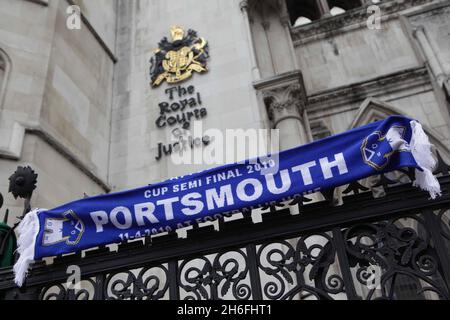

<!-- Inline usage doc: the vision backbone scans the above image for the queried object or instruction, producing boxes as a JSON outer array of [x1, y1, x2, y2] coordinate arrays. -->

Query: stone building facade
[[0, 0, 449, 225]]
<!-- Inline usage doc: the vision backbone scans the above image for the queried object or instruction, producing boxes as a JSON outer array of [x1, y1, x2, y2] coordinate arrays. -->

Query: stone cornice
[[27, 127, 111, 192], [0, 122, 111, 192], [253, 71, 308, 128], [290, 0, 435, 45], [24, 0, 48, 6], [253, 70, 304, 91], [406, 0, 450, 20], [262, 83, 304, 121], [307, 66, 430, 112]]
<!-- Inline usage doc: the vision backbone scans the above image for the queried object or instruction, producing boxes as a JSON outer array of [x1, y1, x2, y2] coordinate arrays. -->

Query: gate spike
[[433, 150, 450, 176], [3, 209, 9, 225]]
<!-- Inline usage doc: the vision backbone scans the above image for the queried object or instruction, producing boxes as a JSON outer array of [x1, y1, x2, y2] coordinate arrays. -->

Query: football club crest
[[150, 26, 209, 87], [361, 126, 409, 171], [43, 210, 84, 246]]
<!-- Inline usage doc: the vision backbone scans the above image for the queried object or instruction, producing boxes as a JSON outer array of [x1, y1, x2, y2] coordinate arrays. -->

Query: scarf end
[[410, 121, 442, 199], [13, 209, 40, 287], [413, 169, 441, 199]]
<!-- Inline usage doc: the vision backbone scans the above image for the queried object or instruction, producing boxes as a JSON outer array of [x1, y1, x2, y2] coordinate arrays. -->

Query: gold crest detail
[[150, 26, 209, 87]]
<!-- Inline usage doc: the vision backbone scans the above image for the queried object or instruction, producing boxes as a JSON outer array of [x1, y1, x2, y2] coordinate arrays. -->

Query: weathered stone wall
[[1, 0, 450, 223], [290, 0, 450, 153], [410, 4, 450, 74], [296, 19, 420, 94], [0, 0, 56, 149], [110, 0, 262, 190], [0, 0, 116, 224], [41, 0, 114, 185], [0, 0, 57, 223], [71, 0, 117, 53]]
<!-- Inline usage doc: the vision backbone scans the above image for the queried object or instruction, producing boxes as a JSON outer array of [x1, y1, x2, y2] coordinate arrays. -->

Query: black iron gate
[[0, 159, 450, 300]]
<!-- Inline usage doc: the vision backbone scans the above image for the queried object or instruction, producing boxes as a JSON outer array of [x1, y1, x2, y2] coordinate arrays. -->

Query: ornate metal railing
[[0, 156, 449, 300]]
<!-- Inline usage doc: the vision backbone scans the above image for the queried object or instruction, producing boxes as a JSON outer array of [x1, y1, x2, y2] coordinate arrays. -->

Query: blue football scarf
[[14, 116, 441, 286]]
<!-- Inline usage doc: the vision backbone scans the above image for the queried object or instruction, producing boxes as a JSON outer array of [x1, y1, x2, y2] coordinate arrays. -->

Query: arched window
[[286, 0, 365, 26], [286, 0, 321, 26], [330, 6, 346, 16], [0, 48, 10, 109]]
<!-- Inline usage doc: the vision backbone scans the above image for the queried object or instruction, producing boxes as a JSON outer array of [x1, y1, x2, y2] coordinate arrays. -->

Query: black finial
[[321, 187, 337, 206], [8, 166, 38, 200]]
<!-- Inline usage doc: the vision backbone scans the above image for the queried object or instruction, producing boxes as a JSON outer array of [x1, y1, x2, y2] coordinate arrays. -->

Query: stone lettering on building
[[154, 85, 210, 161]]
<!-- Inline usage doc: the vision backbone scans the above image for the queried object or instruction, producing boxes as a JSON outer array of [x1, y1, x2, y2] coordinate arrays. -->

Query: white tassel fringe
[[13, 209, 40, 287], [410, 121, 441, 199]]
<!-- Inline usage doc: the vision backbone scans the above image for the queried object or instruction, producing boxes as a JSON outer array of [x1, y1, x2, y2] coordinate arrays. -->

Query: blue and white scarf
[[14, 116, 441, 286]]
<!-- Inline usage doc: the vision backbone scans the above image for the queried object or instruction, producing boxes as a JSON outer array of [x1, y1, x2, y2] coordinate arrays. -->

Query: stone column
[[240, 0, 261, 80], [413, 26, 447, 87], [280, 14, 299, 70], [317, 0, 331, 18], [413, 25, 450, 102], [254, 69, 310, 151], [255, 72, 337, 300], [260, 80, 308, 150], [261, 20, 276, 75], [278, 14, 315, 142]]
